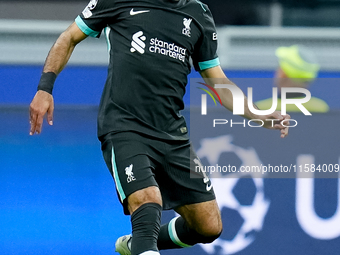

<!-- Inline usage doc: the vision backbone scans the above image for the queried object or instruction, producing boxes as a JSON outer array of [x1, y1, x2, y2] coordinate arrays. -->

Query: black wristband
[[37, 72, 57, 95]]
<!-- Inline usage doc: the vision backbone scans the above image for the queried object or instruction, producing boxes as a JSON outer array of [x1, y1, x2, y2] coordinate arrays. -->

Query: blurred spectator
[[256, 45, 330, 112]]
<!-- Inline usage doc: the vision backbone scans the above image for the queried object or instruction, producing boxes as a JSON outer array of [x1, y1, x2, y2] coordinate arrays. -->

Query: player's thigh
[[160, 141, 216, 210], [101, 132, 160, 214], [175, 199, 222, 236]]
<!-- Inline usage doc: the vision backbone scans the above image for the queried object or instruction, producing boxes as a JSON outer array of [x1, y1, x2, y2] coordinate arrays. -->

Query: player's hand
[[261, 111, 290, 138], [29, 90, 54, 135]]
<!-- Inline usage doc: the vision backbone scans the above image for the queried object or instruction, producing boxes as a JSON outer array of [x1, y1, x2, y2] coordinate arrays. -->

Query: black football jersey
[[75, 0, 220, 140]]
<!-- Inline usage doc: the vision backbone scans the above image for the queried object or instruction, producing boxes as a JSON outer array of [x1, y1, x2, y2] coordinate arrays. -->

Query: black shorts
[[101, 131, 215, 215]]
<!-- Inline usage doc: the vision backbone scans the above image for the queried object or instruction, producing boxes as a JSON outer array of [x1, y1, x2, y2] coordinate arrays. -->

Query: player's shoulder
[[182, 0, 214, 23], [86, 0, 116, 11], [92, 0, 135, 9], [184, 0, 211, 13]]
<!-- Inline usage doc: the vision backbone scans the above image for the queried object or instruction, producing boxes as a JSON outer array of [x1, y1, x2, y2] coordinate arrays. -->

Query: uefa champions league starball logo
[[88, 0, 98, 10], [196, 135, 270, 255]]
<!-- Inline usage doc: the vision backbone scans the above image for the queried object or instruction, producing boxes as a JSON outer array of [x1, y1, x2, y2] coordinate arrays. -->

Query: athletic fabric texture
[[158, 216, 221, 249], [76, 0, 219, 140], [131, 203, 162, 255], [101, 131, 215, 215]]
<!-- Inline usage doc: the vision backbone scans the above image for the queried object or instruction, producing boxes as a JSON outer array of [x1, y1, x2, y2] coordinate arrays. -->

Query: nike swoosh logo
[[130, 8, 150, 16], [206, 183, 213, 191]]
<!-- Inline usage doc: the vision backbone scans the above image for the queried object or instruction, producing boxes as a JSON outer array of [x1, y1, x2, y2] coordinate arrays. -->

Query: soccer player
[[256, 44, 329, 113], [29, 1, 290, 255]]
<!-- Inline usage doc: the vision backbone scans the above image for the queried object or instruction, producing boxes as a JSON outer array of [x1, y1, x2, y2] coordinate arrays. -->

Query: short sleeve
[[75, 0, 115, 38], [192, 6, 220, 72]]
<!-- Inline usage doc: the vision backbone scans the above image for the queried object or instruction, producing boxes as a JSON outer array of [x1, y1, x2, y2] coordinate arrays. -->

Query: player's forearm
[[216, 82, 258, 120], [37, 23, 87, 94], [43, 31, 77, 75], [200, 66, 259, 120]]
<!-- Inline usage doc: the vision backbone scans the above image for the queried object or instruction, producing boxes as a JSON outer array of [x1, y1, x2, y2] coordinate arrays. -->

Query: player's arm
[[29, 22, 88, 135], [200, 65, 290, 138]]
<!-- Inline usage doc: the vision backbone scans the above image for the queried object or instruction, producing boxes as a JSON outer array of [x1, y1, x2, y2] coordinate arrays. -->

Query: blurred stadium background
[[1, 1, 340, 255]]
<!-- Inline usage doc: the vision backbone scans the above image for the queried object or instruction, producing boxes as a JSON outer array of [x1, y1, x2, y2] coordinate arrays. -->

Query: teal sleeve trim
[[198, 58, 220, 71], [111, 147, 126, 202], [195, 0, 207, 12], [75, 16, 100, 37]]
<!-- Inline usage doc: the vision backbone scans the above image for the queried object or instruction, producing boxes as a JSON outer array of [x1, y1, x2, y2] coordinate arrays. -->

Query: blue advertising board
[[170, 109, 340, 255]]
